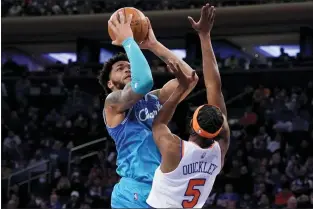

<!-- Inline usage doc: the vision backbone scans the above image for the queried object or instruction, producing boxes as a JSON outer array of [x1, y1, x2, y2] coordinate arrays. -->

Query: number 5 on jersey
[[182, 178, 206, 208]]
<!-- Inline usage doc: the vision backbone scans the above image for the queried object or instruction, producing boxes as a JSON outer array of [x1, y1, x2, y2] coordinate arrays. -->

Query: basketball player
[[98, 11, 198, 208], [146, 4, 230, 208]]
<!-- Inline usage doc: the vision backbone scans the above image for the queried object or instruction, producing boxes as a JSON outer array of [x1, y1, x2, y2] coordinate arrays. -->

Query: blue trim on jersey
[[103, 106, 133, 128]]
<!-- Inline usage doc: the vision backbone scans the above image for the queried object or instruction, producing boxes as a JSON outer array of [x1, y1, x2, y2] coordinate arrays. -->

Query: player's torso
[[104, 94, 162, 183], [147, 141, 221, 208]]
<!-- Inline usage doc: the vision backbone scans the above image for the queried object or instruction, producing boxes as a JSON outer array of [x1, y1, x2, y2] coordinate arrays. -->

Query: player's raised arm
[[152, 62, 197, 151], [139, 19, 198, 104], [105, 11, 153, 113], [189, 4, 230, 163], [188, 5, 226, 115]]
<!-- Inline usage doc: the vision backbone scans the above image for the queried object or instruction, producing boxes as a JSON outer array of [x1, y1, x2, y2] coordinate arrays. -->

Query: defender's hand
[[188, 3, 215, 36], [108, 11, 134, 46], [167, 61, 198, 89], [139, 18, 159, 50]]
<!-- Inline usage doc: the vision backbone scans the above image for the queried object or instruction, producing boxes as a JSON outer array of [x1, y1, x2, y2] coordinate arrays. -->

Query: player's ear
[[107, 80, 114, 90]]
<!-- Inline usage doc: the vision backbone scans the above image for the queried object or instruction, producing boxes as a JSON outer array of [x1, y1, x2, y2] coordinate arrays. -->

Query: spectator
[[3, 131, 21, 152], [56, 177, 71, 198], [240, 108, 258, 127], [63, 191, 81, 209], [224, 55, 239, 69], [267, 132, 281, 153], [275, 182, 294, 207], [291, 167, 313, 196], [46, 193, 62, 209], [279, 48, 290, 62], [15, 74, 31, 105], [216, 184, 240, 208], [286, 196, 297, 209]]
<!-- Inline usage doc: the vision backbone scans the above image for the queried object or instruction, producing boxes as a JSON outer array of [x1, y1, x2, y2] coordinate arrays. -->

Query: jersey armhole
[[215, 142, 223, 174], [180, 140, 184, 160], [103, 106, 133, 128]]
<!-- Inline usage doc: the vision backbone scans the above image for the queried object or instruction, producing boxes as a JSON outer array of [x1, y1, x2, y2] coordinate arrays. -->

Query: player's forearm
[[153, 86, 185, 126], [122, 37, 153, 95], [150, 42, 193, 75], [199, 34, 221, 89]]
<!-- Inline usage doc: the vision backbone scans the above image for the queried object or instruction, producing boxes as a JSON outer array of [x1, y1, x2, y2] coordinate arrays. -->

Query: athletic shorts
[[111, 177, 152, 208]]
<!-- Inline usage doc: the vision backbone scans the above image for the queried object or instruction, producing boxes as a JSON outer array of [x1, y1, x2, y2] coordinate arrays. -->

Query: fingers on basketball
[[119, 11, 125, 24], [108, 21, 117, 34], [111, 13, 119, 25], [127, 14, 133, 24], [145, 17, 152, 29]]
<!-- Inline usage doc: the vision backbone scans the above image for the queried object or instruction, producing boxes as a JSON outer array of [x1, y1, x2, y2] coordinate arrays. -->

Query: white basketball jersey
[[147, 140, 221, 208]]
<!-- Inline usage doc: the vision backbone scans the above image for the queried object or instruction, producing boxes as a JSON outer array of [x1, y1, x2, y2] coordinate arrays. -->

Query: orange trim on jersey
[[192, 105, 223, 139], [180, 140, 184, 159]]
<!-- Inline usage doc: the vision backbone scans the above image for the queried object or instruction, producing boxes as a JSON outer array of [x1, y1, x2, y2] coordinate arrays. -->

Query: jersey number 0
[[182, 178, 206, 208]]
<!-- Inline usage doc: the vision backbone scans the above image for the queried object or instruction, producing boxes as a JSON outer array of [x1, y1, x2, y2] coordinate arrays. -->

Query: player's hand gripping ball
[[108, 7, 149, 44]]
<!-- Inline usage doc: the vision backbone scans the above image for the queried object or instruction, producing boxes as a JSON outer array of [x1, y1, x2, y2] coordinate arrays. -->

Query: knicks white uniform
[[146, 140, 221, 208]]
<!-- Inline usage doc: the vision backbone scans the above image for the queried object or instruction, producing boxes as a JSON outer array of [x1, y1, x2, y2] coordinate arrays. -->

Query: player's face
[[108, 60, 131, 91]]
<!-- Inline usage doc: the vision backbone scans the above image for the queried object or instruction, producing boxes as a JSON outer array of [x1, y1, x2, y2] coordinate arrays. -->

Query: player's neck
[[188, 135, 202, 147], [189, 135, 214, 149]]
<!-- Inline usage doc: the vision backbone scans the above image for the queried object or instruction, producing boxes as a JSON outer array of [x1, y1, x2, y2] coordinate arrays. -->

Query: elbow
[[152, 125, 159, 139], [193, 74, 199, 87], [152, 120, 158, 131], [152, 120, 162, 134]]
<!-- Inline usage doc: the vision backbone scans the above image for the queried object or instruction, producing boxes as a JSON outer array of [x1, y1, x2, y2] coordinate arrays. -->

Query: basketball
[[108, 7, 149, 44]]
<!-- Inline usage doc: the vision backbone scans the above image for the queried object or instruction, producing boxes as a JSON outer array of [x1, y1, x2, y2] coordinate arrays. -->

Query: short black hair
[[97, 52, 129, 94], [190, 105, 224, 140], [198, 105, 224, 134]]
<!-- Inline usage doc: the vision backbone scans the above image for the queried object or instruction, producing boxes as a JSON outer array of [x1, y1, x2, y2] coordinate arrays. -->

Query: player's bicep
[[152, 124, 172, 143], [105, 83, 143, 113], [218, 118, 230, 167], [152, 125, 179, 155]]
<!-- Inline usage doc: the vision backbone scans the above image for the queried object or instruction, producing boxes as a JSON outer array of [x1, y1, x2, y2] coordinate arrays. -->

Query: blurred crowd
[[204, 83, 313, 209], [1, 0, 310, 17], [2, 55, 313, 209], [2, 68, 119, 209]]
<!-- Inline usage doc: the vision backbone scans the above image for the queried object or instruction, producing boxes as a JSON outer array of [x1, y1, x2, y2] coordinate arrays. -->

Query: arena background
[[2, 0, 313, 208]]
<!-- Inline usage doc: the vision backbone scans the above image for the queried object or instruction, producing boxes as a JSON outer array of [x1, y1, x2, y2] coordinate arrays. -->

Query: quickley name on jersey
[[183, 161, 218, 175]]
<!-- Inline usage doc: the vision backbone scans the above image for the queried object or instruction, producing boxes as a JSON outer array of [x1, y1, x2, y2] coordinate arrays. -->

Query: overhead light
[[47, 53, 77, 64], [170, 49, 186, 59], [257, 45, 299, 57]]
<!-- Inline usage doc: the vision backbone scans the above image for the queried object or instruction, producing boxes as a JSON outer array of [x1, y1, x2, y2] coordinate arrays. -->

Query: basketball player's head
[[189, 105, 224, 148], [98, 52, 131, 94]]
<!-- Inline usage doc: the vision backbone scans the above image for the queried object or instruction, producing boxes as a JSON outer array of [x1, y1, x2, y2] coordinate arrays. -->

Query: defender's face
[[108, 61, 131, 91]]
